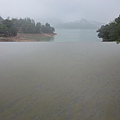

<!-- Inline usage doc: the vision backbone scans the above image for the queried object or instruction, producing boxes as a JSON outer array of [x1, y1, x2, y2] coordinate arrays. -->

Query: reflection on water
[[0, 43, 120, 120], [23, 29, 101, 42], [37, 36, 54, 42], [25, 35, 55, 42]]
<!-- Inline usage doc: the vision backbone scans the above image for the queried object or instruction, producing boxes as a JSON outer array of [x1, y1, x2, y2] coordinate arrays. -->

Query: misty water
[[26, 29, 101, 42], [0, 42, 120, 120], [54, 29, 101, 42]]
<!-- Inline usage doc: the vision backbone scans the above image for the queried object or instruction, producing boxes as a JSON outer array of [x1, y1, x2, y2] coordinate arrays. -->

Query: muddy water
[[0, 42, 120, 120]]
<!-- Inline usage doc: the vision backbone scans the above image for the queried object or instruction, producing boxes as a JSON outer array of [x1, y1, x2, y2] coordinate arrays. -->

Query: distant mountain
[[88, 20, 105, 28], [35, 17, 105, 29], [0, 16, 4, 23], [55, 18, 105, 29], [36, 17, 63, 26]]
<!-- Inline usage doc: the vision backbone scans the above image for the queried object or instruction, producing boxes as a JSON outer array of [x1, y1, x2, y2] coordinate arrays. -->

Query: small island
[[97, 15, 120, 43], [0, 17, 56, 42]]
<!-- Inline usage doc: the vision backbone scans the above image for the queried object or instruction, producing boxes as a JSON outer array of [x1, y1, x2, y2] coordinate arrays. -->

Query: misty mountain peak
[[55, 18, 104, 29], [80, 18, 88, 23]]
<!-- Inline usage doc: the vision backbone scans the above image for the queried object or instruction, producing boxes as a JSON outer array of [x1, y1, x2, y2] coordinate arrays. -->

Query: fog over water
[[0, 0, 120, 23]]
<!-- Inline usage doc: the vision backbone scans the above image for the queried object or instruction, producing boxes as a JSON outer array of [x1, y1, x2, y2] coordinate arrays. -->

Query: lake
[[25, 29, 102, 42], [0, 42, 120, 120], [54, 29, 101, 42]]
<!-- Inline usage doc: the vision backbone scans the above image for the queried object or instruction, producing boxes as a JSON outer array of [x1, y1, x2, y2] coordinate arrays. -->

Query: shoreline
[[0, 33, 57, 42]]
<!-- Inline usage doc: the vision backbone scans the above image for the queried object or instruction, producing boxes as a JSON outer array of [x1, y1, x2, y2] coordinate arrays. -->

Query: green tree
[[11, 17, 55, 34], [35, 22, 42, 33], [0, 24, 7, 34], [97, 15, 120, 42], [0, 19, 17, 36], [41, 23, 55, 33], [21, 18, 35, 33]]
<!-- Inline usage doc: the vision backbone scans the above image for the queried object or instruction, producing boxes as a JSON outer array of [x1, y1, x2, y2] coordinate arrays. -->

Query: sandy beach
[[0, 33, 57, 42]]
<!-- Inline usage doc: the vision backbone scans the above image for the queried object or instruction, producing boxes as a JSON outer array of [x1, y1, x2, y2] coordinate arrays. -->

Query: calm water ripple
[[0, 42, 120, 120]]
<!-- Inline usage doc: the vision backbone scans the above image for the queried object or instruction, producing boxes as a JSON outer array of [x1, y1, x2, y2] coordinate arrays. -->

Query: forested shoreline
[[97, 15, 120, 43], [0, 17, 55, 37]]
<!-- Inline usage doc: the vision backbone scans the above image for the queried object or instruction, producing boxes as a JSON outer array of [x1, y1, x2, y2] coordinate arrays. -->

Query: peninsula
[[0, 17, 56, 42]]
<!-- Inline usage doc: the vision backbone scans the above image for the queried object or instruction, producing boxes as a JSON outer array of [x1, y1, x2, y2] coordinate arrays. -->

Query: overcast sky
[[0, 0, 120, 23]]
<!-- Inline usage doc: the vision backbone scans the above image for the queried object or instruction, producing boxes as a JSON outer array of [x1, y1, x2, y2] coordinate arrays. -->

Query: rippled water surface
[[0, 42, 120, 120]]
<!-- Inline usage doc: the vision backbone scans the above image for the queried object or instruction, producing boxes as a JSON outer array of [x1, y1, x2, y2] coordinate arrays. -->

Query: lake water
[[0, 42, 120, 120], [54, 29, 101, 42], [26, 29, 102, 42]]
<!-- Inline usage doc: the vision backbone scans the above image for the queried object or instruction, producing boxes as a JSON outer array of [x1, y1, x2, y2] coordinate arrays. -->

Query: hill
[[55, 19, 105, 29]]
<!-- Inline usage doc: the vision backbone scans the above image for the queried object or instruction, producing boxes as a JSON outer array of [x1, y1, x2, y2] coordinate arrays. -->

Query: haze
[[0, 0, 120, 23]]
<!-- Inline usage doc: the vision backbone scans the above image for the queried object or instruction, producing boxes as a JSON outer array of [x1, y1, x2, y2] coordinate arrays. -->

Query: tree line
[[0, 17, 55, 37], [0, 19, 17, 36], [97, 15, 120, 43]]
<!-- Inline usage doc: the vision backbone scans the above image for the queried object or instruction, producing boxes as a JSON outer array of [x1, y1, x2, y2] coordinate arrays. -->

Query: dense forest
[[0, 17, 55, 37], [97, 15, 120, 43]]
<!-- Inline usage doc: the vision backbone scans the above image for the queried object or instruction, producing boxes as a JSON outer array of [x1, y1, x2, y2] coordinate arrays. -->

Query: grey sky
[[0, 0, 120, 23]]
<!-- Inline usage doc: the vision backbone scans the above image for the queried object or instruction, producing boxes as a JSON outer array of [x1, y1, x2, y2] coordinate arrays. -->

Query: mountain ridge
[[55, 18, 105, 29]]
